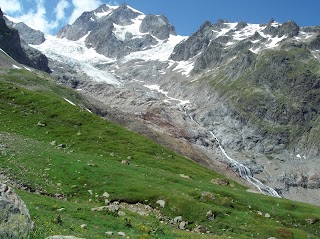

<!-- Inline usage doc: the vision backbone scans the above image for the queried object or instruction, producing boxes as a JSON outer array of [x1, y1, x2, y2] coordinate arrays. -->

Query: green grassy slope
[[0, 68, 319, 238]]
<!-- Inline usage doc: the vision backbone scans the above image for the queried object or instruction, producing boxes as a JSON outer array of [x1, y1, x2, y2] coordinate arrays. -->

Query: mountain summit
[[57, 4, 177, 58]]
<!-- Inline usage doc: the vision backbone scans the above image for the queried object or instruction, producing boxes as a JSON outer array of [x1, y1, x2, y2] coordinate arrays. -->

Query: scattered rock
[[46, 236, 85, 239], [173, 216, 182, 223], [119, 202, 159, 217], [108, 201, 120, 213], [118, 211, 126, 216], [121, 160, 130, 165], [37, 121, 46, 127], [257, 211, 263, 216], [50, 140, 57, 146], [179, 221, 188, 230], [57, 144, 66, 149], [104, 199, 110, 205], [88, 190, 93, 195], [179, 174, 191, 179], [101, 192, 110, 199], [80, 224, 87, 229], [305, 218, 318, 224], [105, 231, 113, 235], [110, 152, 115, 157], [200, 191, 215, 201], [211, 178, 229, 186], [265, 213, 271, 218], [87, 163, 96, 167], [193, 225, 207, 233], [101, 192, 110, 205], [156, 199, 165, 208], [267, 237, 277, 239], [57, 208, 66, 212], [91, 206, 108, 212], [127, 156, 132, 160], [206, 210, 215, 221], [118, 231, 126, 237]]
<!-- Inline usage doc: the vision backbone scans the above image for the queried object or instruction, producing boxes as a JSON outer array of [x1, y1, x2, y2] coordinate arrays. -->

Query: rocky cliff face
[[0, 8, 50, 72], [4, 19, 45, 45], [140, 14, 176, 40], [170, 21, 213, 61]]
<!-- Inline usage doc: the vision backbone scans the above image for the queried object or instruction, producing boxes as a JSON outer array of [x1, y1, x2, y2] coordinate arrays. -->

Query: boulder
[[173, 216, 182, 223], [211, 178, 229, 186], [118, 211, 126, 216], [91, 206, 108, 211], [121, 160, 130, 165], [101, 192, 110, 199], [107, 201, 120, 212], [206, 210, 215, 221], [200, 192, 215, 201], [0, 182, 34, 238], [179, 221, 187, 230], [80, 224, 87, 229], [156, 199, 165, 208]]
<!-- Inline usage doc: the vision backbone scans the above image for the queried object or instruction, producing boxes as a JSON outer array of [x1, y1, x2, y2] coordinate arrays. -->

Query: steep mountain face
[[4, 16, 45, 45], [25, 4, 320, 205], [57, 3, 177, 58], [0, 8, 50, 72]]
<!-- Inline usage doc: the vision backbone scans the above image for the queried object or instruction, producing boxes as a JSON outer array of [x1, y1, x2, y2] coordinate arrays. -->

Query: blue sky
[[2, 0, 320, 35]]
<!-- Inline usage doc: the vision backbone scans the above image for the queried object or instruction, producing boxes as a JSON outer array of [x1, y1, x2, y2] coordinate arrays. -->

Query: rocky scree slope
[[26, 4, 320, 205]]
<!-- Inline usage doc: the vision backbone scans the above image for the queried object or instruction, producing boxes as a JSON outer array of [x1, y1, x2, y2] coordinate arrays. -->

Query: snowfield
[[32, 35, 121, 86]]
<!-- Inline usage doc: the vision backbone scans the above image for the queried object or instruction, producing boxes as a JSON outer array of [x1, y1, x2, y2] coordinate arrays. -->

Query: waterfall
[[184, 106, 280, 197]]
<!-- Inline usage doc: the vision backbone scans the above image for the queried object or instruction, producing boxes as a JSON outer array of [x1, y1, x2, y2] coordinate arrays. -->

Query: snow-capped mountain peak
[[93, 4, 118, 19], [26, 4, 320, 83]]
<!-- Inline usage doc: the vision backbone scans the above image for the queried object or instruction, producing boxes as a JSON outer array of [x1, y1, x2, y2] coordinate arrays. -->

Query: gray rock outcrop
[[20, 41, 51, 72], [140, 14, 176, 40], [192, 41, 223, 72], [4, 18, 45, 45], [57, 11, 98, 41], [263, 20, 300, 38], [0, 8, 50, 72], [0, 182, 33, 238], [170, 21, 213, 61]]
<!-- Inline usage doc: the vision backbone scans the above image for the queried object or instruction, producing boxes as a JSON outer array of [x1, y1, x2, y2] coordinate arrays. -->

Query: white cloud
[[1, 0, 22, 14], [55, 0, 71, 21], [13, 0, 57, 34], [69, 0, 102, 24], [10, 0, 71, 34]]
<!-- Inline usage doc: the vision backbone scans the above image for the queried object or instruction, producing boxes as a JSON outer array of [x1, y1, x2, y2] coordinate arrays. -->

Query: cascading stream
[[183, 106, 280, 198]]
